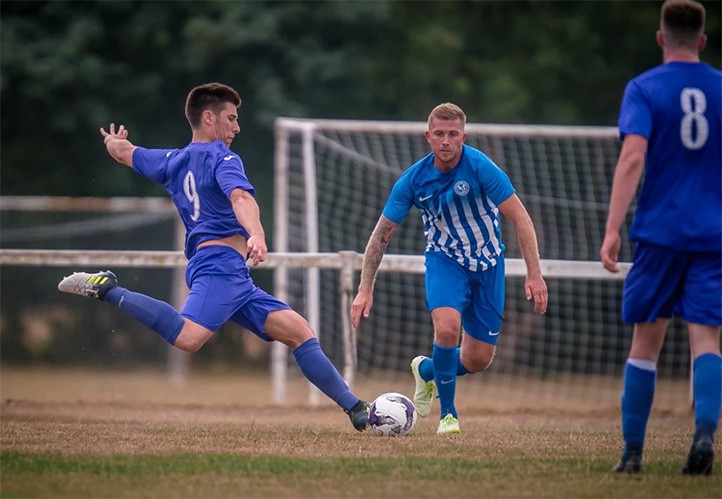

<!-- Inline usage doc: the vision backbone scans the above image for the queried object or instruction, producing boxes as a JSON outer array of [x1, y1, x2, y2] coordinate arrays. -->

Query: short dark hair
[[660, 0, 705, 50], [185, 83, 241, 128]]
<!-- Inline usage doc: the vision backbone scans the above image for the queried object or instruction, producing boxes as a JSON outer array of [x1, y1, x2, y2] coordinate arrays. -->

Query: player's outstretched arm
[[351, 215, 399, 328], [600, 134, 647, 273], [99, 123, 136, 168], [498, 194, 548, 315]]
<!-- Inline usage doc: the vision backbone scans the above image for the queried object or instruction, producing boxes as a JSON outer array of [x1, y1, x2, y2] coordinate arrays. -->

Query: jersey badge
[[454, 180, 470, 196]]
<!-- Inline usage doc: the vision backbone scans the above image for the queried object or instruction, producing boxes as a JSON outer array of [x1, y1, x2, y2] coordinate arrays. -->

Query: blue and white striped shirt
[[383, 145, 515, 272]]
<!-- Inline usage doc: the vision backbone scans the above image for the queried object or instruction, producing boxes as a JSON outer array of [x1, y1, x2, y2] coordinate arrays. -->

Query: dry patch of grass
[[1, 368, 718, 498]]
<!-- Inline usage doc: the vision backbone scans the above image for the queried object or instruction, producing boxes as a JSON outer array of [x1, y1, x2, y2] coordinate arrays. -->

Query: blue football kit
[[132, 141, 290, 337], [617, 62, 721, 326], [89, 137, 361, 416], [383, 144, 515, 344], [615, 61, 722, 469], [133, 141, 254, 260], [386, 143, 516, 422]]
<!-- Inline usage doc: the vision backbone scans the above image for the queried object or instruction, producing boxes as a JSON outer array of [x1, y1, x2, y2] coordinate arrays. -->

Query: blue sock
[[419, 347, 470, 382], [293, 338, 358, 410], [621, 359, 656, 454], [419, 357, 434, 382], [693, 353, 722, 440], [102, 286, 184, 345], [433, 343, 458, 419]]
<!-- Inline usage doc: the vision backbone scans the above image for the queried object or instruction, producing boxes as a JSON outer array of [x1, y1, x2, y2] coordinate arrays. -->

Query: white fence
[[0, 194, 630, 405]]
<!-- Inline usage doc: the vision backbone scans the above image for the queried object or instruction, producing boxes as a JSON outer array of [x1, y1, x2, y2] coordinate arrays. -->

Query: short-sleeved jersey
[[618, 61, 721, 251], [383, 144, 515, 272], [132, 140, 256, 259]]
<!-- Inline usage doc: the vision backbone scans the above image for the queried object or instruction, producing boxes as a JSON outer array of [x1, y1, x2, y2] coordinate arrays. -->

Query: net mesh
[[275, 119, 690, 410]]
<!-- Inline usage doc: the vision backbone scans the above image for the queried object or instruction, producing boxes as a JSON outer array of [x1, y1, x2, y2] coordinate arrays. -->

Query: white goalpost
[[272, 117, 692, 411]]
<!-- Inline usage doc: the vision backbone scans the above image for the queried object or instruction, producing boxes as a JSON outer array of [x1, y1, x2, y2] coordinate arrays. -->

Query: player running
[[351, 103, 548, 434], [58, 82, 370, 432], [600, 0, 721, 475]]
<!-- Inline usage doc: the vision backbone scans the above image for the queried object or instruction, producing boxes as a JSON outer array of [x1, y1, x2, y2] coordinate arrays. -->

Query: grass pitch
[[1, 367, 719, 498]]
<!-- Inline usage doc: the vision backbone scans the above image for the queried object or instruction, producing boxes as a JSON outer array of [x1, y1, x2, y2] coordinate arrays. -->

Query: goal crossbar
[[276, 117, 618, 138]]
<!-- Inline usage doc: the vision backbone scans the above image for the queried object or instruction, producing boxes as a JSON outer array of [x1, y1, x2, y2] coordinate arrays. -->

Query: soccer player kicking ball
[[351, 103, 548, 435], [58, 83, 370, 432], [600, 0, 721, 475]]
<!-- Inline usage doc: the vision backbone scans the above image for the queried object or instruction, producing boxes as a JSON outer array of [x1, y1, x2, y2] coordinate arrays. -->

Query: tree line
[[2, 0, 719, 202]]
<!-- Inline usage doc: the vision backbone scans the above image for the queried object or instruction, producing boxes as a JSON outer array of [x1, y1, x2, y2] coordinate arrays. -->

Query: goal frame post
[[272, 117, 627, 405]]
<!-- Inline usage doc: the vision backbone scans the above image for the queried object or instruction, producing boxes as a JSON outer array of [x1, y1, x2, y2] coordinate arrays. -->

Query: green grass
[[2, 449, 720, 498], [1, 368, 719, 498]]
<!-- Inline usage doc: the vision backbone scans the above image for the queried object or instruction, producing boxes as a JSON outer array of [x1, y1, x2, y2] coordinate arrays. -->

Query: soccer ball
[[368, 392, 418, 437]]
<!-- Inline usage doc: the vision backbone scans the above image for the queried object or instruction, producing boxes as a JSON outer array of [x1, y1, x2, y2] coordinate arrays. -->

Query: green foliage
[[2, 0, 720, 197]]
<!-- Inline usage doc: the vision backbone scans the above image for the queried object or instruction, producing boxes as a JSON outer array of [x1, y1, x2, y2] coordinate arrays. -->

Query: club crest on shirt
[[454, 180, 470, 196]]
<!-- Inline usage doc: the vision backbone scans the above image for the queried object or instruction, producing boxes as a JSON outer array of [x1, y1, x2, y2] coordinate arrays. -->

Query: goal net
[[273, 118, 691, 411]]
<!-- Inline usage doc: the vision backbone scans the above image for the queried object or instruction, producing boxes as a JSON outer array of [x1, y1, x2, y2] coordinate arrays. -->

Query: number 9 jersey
[[617, 61, 721, 252], [131, 140, 256, 259]]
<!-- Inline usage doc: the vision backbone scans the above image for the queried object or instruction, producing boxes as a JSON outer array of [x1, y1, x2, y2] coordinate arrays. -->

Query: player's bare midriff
[[197, 234, 248, 257]]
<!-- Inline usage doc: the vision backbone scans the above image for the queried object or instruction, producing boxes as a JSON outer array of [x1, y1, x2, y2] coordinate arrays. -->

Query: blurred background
[[1, 0, 720, 372]]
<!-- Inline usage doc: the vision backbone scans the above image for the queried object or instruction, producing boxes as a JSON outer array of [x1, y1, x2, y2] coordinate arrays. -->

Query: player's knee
[[466, 356, 493, 373], [172, 331, 208, 352], [277, 328, 315, 349], [462, 350, 495, 373], [173, 336, 204, 352], [171, 320, 213, 352], [265, 312, 315, 349], [433, 326, 460, 346]]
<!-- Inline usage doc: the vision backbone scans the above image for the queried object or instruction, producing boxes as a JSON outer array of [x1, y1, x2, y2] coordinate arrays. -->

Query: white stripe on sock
[[628, 358, 657, 372]]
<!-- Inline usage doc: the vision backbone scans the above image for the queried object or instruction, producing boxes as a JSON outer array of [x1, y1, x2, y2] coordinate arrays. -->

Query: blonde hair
[[427, 103, 466, 129], [660, 0, 705, 50]]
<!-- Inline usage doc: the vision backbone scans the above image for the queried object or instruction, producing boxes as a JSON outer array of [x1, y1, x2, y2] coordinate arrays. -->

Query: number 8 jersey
[[618, 61, 721, 252], [132, 140, 255, 259]]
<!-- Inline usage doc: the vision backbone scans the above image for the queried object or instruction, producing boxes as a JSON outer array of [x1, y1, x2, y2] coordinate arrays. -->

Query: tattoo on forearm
[[359, 219, 397, 289], [374, 220, 396, 247]]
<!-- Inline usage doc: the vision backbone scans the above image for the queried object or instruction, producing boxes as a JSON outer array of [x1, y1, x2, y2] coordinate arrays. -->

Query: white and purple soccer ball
[[368, 392, 418, 437]]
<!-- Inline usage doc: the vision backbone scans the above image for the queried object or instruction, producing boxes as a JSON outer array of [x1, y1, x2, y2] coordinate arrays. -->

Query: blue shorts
[[182, 246, 291, 339], [424, 251, 505, 345], [623, 242, 722, 326]]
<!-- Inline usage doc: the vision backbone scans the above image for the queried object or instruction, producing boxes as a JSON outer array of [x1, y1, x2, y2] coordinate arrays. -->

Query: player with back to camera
[[58, 82, 371, 432], [600, 0, 721, 475], [351, 103, 548, 435]]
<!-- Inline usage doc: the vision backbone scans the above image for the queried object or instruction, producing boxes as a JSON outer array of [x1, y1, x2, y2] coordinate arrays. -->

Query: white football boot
[[437, 414, 461, 435], [410, 355, 435, 417], [58, 270, 118, 300]]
